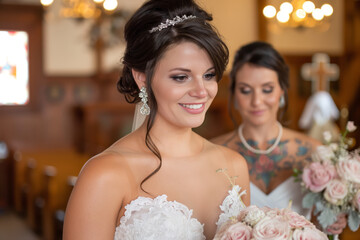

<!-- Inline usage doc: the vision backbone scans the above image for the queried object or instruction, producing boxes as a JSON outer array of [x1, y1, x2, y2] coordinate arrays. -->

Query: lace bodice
[[114, 185, 245, 240]]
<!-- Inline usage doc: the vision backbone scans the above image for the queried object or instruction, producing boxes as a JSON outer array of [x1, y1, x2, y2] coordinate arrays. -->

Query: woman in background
[[63, 0, 249, 239], [212, 41, 346, 235]]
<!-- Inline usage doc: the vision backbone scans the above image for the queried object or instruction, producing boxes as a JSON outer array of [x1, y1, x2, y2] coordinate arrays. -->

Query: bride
[[62, 0, 250, 239]]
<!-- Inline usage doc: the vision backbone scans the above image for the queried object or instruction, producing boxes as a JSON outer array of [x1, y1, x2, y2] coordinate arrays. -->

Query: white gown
[[114, 185, 246, 240], [250, 178, 311, 219]]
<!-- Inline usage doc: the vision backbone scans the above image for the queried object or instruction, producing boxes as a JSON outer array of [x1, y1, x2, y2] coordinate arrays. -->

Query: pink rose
[[292, 228, 328, 240], [337, 159, 360, 184], [324, 179, 348, 205], [282, 210, 314, 229], [302, 162, 336, 192], [252, 216, 290, 240], [353, 191, 360, 211], [214, 222, 252, 240]]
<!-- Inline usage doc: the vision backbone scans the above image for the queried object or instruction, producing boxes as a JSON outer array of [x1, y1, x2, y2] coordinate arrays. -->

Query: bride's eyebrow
[[169, 68, 191, 72], [168, 67, 215, 73]]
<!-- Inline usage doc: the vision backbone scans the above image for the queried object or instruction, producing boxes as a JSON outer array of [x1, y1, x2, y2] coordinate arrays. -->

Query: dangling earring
[[279, 94, 285, 108], [139, 86, 150, 115]]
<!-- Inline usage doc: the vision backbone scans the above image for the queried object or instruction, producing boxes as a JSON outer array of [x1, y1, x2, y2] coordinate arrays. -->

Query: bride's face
[[234, 63, 283, 126], [151, 41, 218, 129]]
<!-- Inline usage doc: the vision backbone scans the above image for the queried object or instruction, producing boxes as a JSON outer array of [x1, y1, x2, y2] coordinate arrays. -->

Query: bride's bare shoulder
[[210, 130, 237, 145], [206, 139, 246, 165]]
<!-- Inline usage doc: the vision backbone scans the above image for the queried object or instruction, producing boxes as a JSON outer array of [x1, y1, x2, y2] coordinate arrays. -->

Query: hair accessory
[[238, 121, 283, 155], [139, 87, 150, 115], [279, 95, 285, 108], [149, 15, 196, 33]]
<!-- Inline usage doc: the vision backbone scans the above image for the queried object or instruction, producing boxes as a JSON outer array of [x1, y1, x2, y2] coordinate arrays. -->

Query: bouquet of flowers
[[294, 121, 360, 234], [214, 204, 328, 240]]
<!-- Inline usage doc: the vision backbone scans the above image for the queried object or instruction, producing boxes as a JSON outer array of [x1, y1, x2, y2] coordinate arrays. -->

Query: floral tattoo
[[225, 138, 312, 190]]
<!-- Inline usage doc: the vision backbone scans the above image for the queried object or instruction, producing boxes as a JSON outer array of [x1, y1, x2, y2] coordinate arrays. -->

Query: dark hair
[[117, 0, 229, 193], [229, 41, 289, 125]]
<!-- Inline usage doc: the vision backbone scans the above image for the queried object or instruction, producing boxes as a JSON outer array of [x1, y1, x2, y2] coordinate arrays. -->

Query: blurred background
[[0, 0, 359, 239]]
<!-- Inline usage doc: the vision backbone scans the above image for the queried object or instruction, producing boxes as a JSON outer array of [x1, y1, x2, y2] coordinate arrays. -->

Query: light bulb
[[263, 5, 276, 18], [280, 2, 293, 14], [103, 0, 118, 11], [277, 11, 290, 23], [303, 1, 315, 13], [312, 8, 324, 21], [296, 9, 306, 19], [40, 0, 54, 6], [321, 4, 333, 17]]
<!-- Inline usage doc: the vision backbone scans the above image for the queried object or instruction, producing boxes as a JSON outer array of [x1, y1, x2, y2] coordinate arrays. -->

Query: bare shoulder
[[206, 140, 250, 205], [207, 140, 248, 171], [76, 150, 132, 194], [210, 130, 237, 145], [283, 127, 322, 147]]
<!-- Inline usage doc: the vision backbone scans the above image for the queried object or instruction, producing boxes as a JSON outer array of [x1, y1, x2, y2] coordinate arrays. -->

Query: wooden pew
[[12, 149, 89, 240], [53, 176, 77, 240]]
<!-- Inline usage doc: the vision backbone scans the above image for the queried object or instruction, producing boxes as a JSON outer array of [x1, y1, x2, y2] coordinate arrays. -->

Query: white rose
[[313, 145, 335, 162], [337, 159, 360, 184], [243, 205, 265, 226]]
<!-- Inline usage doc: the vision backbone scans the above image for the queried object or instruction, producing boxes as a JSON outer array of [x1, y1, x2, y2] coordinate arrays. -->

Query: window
[[0, 31, 29, 105], [0, 4, 43, 111]]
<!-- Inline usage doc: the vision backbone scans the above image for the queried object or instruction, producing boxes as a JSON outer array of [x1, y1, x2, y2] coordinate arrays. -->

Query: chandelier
[[39, 0, 131, 48], [40, 0, 119, 19], [263, 0, 334, 29]]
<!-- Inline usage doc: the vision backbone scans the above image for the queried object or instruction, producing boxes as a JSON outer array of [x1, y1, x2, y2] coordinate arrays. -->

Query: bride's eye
[[204, 72, 216, 81], [170, 75, 188, 82]]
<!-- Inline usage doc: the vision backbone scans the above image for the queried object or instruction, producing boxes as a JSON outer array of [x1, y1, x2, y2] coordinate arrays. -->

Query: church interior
[[0, 0, 359, 239]]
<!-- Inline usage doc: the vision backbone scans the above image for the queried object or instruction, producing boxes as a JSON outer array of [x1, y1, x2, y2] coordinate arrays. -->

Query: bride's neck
[[138, 120, 203, 158]]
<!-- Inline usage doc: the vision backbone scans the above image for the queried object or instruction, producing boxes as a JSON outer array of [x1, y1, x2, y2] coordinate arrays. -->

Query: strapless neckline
[[114, 185, 246, 240]]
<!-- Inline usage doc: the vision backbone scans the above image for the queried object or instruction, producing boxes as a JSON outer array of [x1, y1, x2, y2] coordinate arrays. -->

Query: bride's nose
[[189, 79, 207, 98]]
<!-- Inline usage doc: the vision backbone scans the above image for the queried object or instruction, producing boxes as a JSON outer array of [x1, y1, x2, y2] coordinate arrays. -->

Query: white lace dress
[[114, 185, 246, 240]]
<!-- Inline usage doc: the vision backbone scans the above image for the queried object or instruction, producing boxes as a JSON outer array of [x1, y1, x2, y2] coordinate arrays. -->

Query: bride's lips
[[179, 103, 205, 114]]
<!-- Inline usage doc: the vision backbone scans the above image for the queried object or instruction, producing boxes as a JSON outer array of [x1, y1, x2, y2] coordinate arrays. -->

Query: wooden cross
[[301, 53, 339, 93]]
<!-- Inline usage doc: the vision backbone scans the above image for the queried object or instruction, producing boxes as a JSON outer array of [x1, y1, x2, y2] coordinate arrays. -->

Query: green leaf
[[327, 235, 334, 240], [348, 210, 360, 232], [328, 235, 334, 240], [314, 201, 325, 215], [302, 192, 321, 209], [317, 207, 337, 229]]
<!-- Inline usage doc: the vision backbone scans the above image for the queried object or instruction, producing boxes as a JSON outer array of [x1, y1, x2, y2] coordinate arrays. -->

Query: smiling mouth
[[179, 103, 204, 109]]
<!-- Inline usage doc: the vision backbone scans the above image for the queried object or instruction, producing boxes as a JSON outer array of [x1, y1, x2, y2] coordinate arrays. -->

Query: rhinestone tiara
[[149, 15, 196, 33]]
